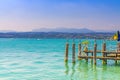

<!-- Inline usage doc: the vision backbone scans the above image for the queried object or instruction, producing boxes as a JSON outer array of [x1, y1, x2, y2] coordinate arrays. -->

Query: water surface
[[0, 38, 120, 80]]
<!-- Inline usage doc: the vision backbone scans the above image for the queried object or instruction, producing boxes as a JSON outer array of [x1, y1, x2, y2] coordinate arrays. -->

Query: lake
[[0, 38, 120, 80]]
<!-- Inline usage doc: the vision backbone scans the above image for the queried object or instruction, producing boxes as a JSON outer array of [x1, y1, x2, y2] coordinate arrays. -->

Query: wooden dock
[[64, 40, 120, 65]]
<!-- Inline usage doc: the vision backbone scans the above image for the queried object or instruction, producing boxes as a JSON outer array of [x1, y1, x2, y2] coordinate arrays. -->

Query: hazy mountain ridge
[[0, 30, 16, 33], [32, 28, 95, 33], [0, 32, 113, 39], [0, 28, 116, 33]]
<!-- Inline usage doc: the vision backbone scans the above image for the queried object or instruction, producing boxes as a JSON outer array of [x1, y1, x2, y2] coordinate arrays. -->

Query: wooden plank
[[84, 50, 120, 54], [78, 56, 120, 60], [107, 54, 120, 57], [83, 50, 101, 53], [97, 57, 120, 60], [78, 56, 93, 59], [103, 51, 120, 54]]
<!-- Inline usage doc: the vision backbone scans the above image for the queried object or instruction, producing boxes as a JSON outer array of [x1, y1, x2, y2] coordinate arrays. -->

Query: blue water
[[0, 38, 120, 80]]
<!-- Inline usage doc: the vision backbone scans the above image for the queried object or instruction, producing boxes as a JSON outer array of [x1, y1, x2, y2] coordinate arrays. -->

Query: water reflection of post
[[93, 65, 97, 80], [77, 60, 89, 80], [64, 62, 69, 75], [78, 60, 82, 71], [101, 65, 107, 80], [71, 63, 76, 80]]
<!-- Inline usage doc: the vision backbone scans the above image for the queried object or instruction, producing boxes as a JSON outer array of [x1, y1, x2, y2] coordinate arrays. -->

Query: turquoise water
[[0, 38, 120, 80]]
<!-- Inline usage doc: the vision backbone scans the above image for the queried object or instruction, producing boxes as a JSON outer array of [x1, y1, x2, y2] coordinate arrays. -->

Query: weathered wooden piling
[[117, 42, 120, 51], [115, 53, 117, 64], [115, 42, 120, 64], [78, 43, 81, 60], [91, 52, 93, 63], [86, 52, 88, 62], [72, 42, 76, 63], [93, 43, 97, 65], [66, 39, 120, 65], [102, 42, 107, 64], [64, 42, 69, 62]]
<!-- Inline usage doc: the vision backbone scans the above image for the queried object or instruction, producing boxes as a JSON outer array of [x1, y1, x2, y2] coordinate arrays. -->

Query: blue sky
[[0, 0, 120, 31]]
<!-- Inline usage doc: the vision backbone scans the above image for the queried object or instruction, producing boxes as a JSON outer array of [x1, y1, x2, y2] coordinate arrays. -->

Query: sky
[[0, 0, 120, 31]]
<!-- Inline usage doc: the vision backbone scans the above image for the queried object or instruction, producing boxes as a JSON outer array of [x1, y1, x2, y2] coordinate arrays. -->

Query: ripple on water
[[34, 61, 45, 64], [10, 63, 19, 66]]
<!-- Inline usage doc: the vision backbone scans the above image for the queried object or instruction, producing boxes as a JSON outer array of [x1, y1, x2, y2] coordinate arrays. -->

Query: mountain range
[[0, 30, 16, 33], [32, 28, 95, 33], [0, 28, 114, 38], [0, 28, 115, 33]]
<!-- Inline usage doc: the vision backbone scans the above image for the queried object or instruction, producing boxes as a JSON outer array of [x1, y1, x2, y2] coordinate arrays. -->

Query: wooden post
[[78, 43, 82, 60], [117, 42, 120, 51], [86, 52, 88, 62], [64, 42, 69, 62], [115, 53, 117, 64], [91, 52, 93, 63], [115, 42, 120, 64], [72, 42, 76, 63], [93, 43, 97, 65], [102, 42, 107, 64]]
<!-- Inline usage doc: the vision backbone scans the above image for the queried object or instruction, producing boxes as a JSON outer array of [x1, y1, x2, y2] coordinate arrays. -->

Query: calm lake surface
[[0, 38, 120, 80]]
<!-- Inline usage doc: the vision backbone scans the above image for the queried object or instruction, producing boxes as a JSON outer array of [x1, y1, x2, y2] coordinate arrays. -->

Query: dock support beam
[[78, 43, 82, 60], [115, 42, 120, 64], [86, 52, 88, 62], [102, 42, 107, 64], [91, 52, 93, 63], [93, 43, 97, 65], [64, 42, 69, 62], [72, 42, 76, 63], [117, 42, 120, 51]]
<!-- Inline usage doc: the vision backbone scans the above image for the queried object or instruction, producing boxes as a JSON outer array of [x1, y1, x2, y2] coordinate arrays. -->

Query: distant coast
[[0, 32, 114, 39]]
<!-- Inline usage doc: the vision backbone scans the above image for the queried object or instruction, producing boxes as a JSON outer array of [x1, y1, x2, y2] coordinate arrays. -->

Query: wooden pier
[[65, 40, 120, 65]]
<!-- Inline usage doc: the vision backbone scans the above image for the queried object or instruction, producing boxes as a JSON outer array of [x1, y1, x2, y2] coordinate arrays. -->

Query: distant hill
[[0, 30, 16, 33], [0, 32, 113, 39], [32, 28, 95, 33]]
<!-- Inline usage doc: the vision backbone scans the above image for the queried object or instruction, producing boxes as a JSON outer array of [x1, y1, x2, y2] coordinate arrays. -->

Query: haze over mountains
[[0, 28, 115, 39], [32, 28, 116, 33], [32, 28, 95, 33], [0, 28, 115, 33], [0, 30, 16, 33]]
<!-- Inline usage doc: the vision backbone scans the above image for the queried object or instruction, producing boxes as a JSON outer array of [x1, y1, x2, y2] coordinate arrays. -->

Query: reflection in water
[[78, 60, 82, 71], [77, 60, 89, 80], [77, 60, 98, 80], [71, 63, 76, 80], [64, 62, 76, 80], [93, 65, 97, 80], [64, 60, 120, 80], [64, 61, 69, 75], [101, 65, 107, 80]]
